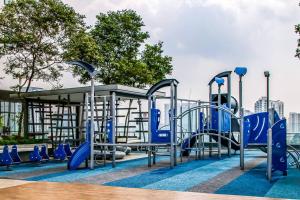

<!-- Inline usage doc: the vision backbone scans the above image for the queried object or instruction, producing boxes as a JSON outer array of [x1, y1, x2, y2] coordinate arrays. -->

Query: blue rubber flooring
[[0, 161, 67, 177], [2, 150, 300, 199], [265, 168, 300, 199], [105, 153, 257, 191], [215, 163, 275, 196], [26, 156, 166, 182], [105, 158, 218, 188]]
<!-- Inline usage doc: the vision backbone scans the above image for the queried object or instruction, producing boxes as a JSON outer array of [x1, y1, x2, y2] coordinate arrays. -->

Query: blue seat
[[29, 145, 42, 162], [53, 144, 67, 161], [64, 143, 73, 157], [39, 145, 49, 161], [10, 145, 21, 163], [0, 145, 13, 167]]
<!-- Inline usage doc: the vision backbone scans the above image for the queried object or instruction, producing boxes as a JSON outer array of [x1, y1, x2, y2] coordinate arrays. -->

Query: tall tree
[[66, 9, 173, 88], [142, 42, 172, 83], [0, 0, 85, 136]]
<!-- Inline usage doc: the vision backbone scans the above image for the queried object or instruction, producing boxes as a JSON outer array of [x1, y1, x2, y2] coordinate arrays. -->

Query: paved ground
[[0, 181, 285, 200]]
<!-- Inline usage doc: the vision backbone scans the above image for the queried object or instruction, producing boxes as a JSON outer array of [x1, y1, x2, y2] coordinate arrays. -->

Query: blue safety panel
[[198, 112, 204, 131], [0, 145, 13, 166], [151, 108, 160, 134], [54, 144, 67, 161], [211, 107, 218, 130], [272, 119, 287, 175], [243, 112, 268, 145], [153, 130, 171, 143], [243, 118, 251, 148], [107, 119, 113, 144], [151, 108, 171, 143], [40, 145, 49, 160], [10, 145, 21, 163], [86, 120, 91, 143], [211, 105, 231, 133], [29, 145, 42, 162], [222, 106, 231, 132], [64, 143, 73, 157], [274, 110, 280, 124]]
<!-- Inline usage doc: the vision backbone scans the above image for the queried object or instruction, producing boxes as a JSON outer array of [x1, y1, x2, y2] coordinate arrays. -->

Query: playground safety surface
[[0, 180, 285, 200], [0, 151, 299, 199]]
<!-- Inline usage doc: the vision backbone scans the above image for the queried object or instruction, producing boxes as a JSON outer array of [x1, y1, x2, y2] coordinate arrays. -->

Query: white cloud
[[1, 0, 300, 116]]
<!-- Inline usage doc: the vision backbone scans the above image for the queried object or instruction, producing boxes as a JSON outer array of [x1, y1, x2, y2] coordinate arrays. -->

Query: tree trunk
[[17, 77, 34, 138], [17, 101, 25, 137]]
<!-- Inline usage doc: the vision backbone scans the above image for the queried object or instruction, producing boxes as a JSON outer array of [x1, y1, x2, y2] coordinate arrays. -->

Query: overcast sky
[[1, 0, 300, 116]]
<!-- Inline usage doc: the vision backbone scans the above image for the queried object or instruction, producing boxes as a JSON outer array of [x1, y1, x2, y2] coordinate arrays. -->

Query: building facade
[[244, 109, 253, 116], [254, 97, 284, 118], [288, 112, 300, 133]]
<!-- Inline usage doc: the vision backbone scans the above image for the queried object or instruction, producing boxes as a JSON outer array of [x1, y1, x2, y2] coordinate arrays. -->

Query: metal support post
[[90, 78, 95, 169], [217, 85, 222, 159], [209, 85, 212, 157], [174, 84, 178, 166], [267, 128, 272, 181], [103, 96, 107, 166], [170, 83, 175, 168], [240, 108, 244, 170], [180, 101, 183, 162], [228, 75, 232, 156], [111, 92, 116, 168], [148, 96, 152, 167]]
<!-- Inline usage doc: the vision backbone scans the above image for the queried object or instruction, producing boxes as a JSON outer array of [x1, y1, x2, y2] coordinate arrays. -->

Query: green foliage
[[0, 0, 86, 136], [0, 116, 3, 128], [0, 0, 86, 92], [63, 30, 103, 83], [142, 42, 173, 84], [66, 9, 173, 88], [0, 135, 45, 145]]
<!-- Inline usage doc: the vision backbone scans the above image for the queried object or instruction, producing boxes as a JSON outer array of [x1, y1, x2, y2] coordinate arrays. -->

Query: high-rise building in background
[[244, 109, 253, 116], [288, 112, 300, 133], [254, 97, 284, 118], [164, 102, 197, 127]]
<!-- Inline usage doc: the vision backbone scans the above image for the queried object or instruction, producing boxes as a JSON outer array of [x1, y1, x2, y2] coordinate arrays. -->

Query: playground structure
[[61, 61, 296, 181], [1, 61, 299, 182], [89, 78, 180, 168], [177, 67, 292, 180]]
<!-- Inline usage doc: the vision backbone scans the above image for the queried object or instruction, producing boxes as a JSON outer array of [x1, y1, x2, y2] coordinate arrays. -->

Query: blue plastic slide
[[67, 142, 90, 170], [68, 120, 92, 170]]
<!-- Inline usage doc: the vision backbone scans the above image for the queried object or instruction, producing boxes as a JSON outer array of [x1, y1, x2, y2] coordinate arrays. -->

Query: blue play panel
[[1, 151, 299, 199]]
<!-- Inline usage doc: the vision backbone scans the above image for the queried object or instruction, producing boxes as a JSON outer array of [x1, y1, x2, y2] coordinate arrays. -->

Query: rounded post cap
[[264, 71, 270, 77], [234, 67, 247, 76], [214, 77, 224, 86]]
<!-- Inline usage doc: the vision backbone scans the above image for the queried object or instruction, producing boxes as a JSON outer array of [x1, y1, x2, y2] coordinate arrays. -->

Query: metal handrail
[[287, 150, 300, 168], [287, 144, 300, 168], [177, 104, 239, 120], [180, 132, 240, 147], [181, 133, 240, 146]]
